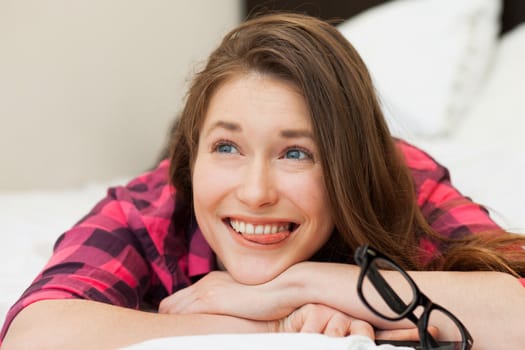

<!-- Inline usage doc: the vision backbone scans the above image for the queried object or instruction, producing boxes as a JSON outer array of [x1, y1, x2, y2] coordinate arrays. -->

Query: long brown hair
[[169, 13, 525, 276]]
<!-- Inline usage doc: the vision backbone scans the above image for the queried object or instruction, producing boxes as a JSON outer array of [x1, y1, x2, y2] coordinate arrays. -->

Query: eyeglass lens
[[425, 308, 464, 349], [363, 258, 467, 349], [362, 257, 415, 318]]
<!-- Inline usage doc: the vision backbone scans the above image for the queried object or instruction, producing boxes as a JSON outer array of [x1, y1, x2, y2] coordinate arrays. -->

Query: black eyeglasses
[[354, 245, 473, 350]]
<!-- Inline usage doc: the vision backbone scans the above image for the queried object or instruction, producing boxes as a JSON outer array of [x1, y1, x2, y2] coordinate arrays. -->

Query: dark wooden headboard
[[244, 0, 525, 35], [501, 0, 525, 33]]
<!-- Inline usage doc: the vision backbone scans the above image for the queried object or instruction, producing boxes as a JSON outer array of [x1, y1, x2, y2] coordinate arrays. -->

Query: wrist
[[273, 262, 321, 306], [281, 261, 363, 308]]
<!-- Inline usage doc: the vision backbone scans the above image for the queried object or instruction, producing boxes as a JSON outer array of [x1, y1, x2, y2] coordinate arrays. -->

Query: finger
[[279, 307, 305, 333], [323, 312, 352, 337], [160, 272, 228, 315], [158, 294, 179, 314], [158, 288, 194, 314], [300, 309, 328, 334], [428, 326, 439, 339], [376, 328, 419, 341], [349, 319, 375, 339], [376, 326, 439, 341]]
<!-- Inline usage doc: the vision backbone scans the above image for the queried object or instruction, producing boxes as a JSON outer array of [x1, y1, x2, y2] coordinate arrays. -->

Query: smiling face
[[192, 73, 334, 284]]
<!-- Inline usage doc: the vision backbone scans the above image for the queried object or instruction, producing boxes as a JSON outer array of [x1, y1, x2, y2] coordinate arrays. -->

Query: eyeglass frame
[[354, 244, 474, 350]]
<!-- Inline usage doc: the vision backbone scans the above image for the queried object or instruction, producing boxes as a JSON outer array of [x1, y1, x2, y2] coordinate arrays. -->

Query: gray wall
[[0, 0, 242, 190]]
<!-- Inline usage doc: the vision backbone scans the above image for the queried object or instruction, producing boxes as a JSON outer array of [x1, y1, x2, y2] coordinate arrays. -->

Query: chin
[[228, 263, 286, 285]]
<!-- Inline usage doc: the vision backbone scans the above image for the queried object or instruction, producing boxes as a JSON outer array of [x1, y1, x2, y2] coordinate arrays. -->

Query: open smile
[[226, 218, 299, 245]]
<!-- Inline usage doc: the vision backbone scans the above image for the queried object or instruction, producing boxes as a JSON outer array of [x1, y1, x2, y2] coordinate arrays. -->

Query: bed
[[1, 0, 524, 348]]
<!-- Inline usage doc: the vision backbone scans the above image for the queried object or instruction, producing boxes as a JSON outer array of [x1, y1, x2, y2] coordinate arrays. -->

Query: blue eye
[[284, 148, 312, 160], [214, 142, 239, 154]]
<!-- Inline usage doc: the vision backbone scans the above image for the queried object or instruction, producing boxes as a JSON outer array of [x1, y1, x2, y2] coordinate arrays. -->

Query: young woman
[[2, 13, 525, 349]]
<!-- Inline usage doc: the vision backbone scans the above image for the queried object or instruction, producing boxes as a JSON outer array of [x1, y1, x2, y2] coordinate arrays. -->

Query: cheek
[[283, 172, 331, 216], [192, 157, 224, 247], [192, 156, 230, 203], [192, 155, 240, 238], [278, 171, 334, 246], [192, 156, 218, 224]]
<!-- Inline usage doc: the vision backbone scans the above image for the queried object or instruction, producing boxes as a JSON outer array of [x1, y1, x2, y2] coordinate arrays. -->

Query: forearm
[[2, 299, 268, 349], [408, 270, 525, 349], [280, 262, 525, 349]]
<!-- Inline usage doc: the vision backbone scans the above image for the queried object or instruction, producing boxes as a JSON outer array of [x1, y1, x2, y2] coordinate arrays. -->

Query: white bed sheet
[[120, 333, 414, 350], [0, 180, 125, 325]]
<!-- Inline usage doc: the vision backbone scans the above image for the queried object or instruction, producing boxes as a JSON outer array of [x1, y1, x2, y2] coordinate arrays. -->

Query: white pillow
[[338, 0, 501, 137], [458, 22, 525, 140]]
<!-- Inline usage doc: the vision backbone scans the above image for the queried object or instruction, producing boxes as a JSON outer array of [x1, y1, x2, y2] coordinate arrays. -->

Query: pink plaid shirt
[[1, 140, 521, 340]]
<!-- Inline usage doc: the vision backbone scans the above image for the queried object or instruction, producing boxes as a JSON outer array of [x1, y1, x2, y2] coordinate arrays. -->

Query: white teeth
[[229, 219, 293, 235]]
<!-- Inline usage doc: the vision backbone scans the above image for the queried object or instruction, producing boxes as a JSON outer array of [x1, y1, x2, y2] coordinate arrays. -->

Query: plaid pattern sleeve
[[396, 140, 502, 262], [0, 160, 215, 341]]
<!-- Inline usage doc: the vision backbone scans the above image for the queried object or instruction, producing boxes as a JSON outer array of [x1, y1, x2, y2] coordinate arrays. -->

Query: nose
[[235, 158, 278, 209]]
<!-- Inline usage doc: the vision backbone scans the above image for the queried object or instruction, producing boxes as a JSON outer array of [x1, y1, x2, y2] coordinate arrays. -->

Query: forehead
[[202, 72, 312, 131]]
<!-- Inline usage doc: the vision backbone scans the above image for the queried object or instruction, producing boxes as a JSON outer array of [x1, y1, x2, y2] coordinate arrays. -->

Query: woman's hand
[[272, 303, 372, 337], [159, 272, 434, 342], [159, 271, 295, 320], [273, 303, 431, 342], [159, 262, 348, 320]]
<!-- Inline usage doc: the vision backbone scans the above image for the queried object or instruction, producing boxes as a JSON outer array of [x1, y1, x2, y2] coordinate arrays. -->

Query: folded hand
[[273, 303, 433, 342], [159, 271, 293, 320]]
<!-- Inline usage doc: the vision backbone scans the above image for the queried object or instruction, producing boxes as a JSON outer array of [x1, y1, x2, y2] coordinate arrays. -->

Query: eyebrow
[[205, 120, 314, 140], [280, 129, 314, 140], [205, 120, 242, 136]]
